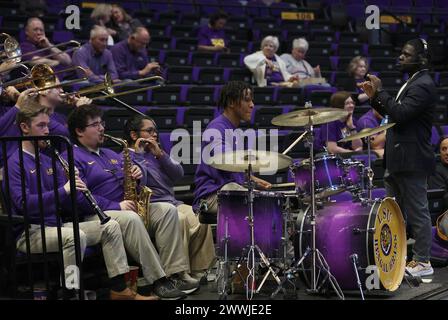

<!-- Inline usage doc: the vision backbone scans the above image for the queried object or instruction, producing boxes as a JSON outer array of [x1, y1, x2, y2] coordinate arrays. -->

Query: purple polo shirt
[[6, 150, 70, 237], [197, 25, 227, 47], [68, 145, 148, 217], [356, 109, 380, 130], [265, 56, 284, 84], [193, 114, 245, 211], [110, 39, 149, 80], [319, 119, 356, 150], [129, 148, 184, 206], [69, 145, 124, 216], [0, 108, 69, 166], [72, 42, 119, 83]]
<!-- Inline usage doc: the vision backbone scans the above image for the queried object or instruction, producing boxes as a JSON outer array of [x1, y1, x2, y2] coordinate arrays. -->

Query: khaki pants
[[177, 204, 216, 273], [17, 217, 129, 279]]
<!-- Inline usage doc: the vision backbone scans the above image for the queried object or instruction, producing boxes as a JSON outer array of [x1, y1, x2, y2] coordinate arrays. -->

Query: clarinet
[[46, 140, 111, 225]]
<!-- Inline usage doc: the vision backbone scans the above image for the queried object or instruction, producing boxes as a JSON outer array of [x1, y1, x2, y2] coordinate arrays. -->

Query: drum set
[[209, 105, 407, 300]]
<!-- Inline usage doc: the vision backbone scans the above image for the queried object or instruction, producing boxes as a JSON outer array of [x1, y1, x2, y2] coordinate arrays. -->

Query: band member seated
[[319, 91, 363, 154], [66, 105, 198, 298], [193, 81, 272, 215], [110, 27, 161, 80], [0, 87, 90, 166], [7, 103, 156, 300], [124, 115, 216, 281], [356, 108, 386, 158], [72, 26, 120, 84]]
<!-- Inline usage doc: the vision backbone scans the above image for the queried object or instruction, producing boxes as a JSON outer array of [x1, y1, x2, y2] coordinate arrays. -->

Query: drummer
[[319, 91, 363, 154], [357, 108, 386, 158], [193, 81, 272, 216]]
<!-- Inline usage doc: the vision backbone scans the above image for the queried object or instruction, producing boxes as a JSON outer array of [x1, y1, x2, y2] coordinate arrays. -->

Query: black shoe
[[169, 273, 200, 295], [153, 279, 186, 300]]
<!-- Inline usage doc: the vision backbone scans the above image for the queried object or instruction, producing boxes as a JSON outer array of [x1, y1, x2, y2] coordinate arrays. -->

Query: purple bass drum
[[217, 190, 284, 259], [291, 154, 345, 198], [295, 198, 406, 291]]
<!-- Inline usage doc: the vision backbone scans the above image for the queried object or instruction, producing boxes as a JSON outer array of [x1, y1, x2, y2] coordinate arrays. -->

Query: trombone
[[62, 73, 165, 116], [0, 64, 89, 92]]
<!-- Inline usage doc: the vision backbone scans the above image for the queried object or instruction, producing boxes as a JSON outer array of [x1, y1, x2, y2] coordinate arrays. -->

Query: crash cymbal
[[338, 123, 395, 142], [271, 108, 349, 127], [208, 150, 292, 173]]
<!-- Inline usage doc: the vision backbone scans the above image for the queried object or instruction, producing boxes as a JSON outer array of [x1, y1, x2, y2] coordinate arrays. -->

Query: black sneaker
[[153, 280, 186, 300], [170, 273, 200, 295]]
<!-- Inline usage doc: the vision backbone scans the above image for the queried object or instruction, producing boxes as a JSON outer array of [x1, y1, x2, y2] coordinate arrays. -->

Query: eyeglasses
[[139, 127, 157, 134], [85, 120, 106, 129]]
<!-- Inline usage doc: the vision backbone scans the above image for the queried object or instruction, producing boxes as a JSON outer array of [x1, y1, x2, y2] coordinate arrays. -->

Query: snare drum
[[291, 154, 345, 198], [295, 198, 406, 291], [217, 190, 284, 259]]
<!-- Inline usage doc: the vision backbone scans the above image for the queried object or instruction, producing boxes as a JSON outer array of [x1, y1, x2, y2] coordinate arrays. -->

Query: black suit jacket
[[371, 70, 436, 174]]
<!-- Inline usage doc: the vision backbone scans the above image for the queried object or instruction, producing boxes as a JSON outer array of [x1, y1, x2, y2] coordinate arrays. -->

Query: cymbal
[[271, 108, 349, 127], [338, 123, 395, 142], [208, 150, 292, 173]]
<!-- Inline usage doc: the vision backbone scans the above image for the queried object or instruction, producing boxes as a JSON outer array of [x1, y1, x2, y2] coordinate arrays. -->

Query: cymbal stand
[[289, 121, 344, 299], [217, 217, 230, 300], [363, 135, 375, 204], [244, 164, 282, 300]]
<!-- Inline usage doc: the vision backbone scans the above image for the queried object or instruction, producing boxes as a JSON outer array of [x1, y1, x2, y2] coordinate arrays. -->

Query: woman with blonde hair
[[243, 36, 298, 87], [342, 56, 370, 103], [90, 3, 116, 46]]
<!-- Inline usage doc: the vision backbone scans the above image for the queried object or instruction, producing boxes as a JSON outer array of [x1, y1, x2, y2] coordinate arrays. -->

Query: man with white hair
[[280, 38, 323, 81], [243, 36, 297, 87], [72, 26, 120, 84]]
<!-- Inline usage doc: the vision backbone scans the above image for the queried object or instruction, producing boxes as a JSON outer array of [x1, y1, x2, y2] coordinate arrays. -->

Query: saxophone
[[103, 134, 152, 228]]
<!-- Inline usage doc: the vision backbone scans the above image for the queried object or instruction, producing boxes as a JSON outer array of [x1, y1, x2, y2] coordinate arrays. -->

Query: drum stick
[[270, 182, 295, 188], [282, 131, 307, 155]]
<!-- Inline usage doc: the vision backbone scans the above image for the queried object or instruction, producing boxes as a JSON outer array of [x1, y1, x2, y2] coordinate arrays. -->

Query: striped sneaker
[[406, 260, 434, 277]]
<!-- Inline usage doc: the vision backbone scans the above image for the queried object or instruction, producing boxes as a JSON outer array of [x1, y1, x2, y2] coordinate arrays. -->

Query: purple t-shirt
[[193, 114, 245, 211], [130, 149, 184, 206], [72, 42, 119, 83], [197, 25, 227, 48], [110, 39, 149, 80], [319, 119, 356, 150], [265, 56, 284, 84], [356, 109, 380, 130]]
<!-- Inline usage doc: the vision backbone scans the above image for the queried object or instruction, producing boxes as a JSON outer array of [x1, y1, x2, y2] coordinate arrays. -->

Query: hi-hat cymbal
[[272, 108, 349, 127], [338, 123, 395, 142], [208, 150, 292, 173]]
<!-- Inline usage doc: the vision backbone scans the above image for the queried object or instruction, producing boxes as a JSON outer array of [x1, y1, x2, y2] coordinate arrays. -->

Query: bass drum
[[295, 198, 406, 291]]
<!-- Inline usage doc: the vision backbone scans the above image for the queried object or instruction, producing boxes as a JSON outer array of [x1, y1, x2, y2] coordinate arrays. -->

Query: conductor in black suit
[[358, 39, 436, 277]]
